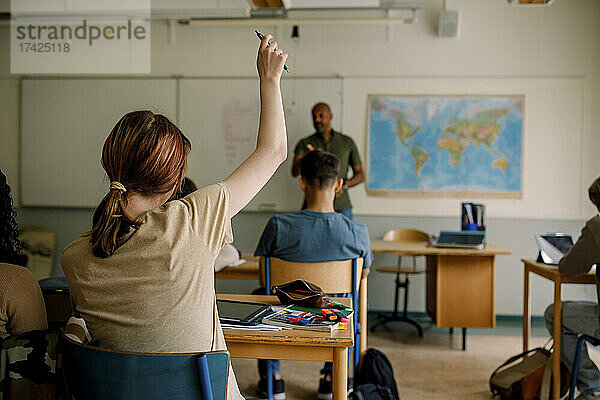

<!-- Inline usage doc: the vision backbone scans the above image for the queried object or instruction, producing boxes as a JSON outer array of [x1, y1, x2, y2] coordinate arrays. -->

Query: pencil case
[[271, 279, 336, 308]]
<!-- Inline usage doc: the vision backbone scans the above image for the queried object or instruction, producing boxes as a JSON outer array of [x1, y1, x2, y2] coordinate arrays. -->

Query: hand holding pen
[[255, 30, 290, 73], [256, 32, 288, 83]]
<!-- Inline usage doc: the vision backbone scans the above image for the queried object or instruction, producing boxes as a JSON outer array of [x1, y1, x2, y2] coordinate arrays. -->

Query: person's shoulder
[[62, 237, 92, 266], [349, 219, 369, 233], [160, 182, 230, 218], [62, 236, 90, 254], [585, 215, 600, 237], [180, 182, 228, 203], [0, 262, 30, 279], [298, 132, 319, 143], [0, 262, 38, 288], [270, 211, 304, 225], [335, 130, 356, 142], [586, 214, 600, 228], [340, 217, 369, 237]]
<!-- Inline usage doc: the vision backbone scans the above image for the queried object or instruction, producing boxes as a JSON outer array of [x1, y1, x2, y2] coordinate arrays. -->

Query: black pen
[[255, 30, 290, 73]]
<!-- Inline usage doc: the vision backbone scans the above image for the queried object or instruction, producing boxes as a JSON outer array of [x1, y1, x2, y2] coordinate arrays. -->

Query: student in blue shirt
[[254, 150, 372, 400]]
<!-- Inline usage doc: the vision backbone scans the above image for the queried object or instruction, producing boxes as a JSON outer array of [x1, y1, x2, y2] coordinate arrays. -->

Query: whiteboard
[[20, 77, 343, 211], [21, 79, 178, 207], [19, 76, 588, 218], [179, 77, 343, 212]]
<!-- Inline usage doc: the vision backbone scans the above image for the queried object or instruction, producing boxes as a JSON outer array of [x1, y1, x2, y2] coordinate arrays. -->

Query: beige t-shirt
[[62, 182, 243, 399], [0, 262, 48, 335]]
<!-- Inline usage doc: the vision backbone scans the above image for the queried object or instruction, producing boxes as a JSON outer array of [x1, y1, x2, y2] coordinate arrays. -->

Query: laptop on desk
[[216, 299, 272, 326], [535, 233, 573, 265], [433, 231, 486, 250]]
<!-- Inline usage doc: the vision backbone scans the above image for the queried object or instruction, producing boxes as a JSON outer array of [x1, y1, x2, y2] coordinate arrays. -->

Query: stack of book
[[262, 304, 353, 332]]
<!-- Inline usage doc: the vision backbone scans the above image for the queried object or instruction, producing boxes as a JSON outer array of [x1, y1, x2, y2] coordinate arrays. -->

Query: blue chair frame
[[569, 333, 600, 400], [263, 256, 361, 400], [61, 333, 229, 400]]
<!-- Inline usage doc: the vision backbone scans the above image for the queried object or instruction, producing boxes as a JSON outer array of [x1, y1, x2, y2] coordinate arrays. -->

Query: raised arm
[[224, 34, 288, 216]]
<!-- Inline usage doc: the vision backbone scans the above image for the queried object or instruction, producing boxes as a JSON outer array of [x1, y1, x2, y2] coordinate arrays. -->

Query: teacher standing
[[291, 102, 364, 219]]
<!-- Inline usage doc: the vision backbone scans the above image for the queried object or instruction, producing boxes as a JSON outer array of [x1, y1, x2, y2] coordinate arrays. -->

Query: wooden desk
[[371, 240, 511, 349], [521, 259, 596, 400], [214, 254, 259, 280], [215, 256, 369, 361], [218, 294, 353, 400]]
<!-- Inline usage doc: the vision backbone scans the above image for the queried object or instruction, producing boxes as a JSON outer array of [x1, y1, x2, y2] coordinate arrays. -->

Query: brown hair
[[589, 176, 600, 210], [87, 110, 191, 258]]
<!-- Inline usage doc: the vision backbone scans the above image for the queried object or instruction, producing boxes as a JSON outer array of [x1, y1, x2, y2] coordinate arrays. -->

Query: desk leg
[[552, 282, 562, 400], [523, 265, 530, 353], [333, 347, 348, 400]]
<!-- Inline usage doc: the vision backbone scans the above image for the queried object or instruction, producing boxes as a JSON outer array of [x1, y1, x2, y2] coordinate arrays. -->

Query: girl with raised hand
[[62, 34, 287, 399]]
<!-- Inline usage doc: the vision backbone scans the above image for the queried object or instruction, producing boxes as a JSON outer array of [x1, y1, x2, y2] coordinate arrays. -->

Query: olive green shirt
[[294, 130, 362, 211]]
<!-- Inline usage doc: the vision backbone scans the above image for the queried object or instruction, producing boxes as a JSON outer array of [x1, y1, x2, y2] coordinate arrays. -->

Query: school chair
[[569, 333, 600, 400], [61, 332, 229, 400], [370, 229, 429, 336], [260, 256, 364, 399]]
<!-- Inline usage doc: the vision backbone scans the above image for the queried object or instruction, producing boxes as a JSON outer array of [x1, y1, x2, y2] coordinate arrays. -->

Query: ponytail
[[86, 110, 191, 258], [87, 186, 139, 258]]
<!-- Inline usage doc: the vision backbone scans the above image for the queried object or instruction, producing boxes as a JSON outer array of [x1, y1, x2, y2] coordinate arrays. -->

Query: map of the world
[[367, 95, 523, 197]]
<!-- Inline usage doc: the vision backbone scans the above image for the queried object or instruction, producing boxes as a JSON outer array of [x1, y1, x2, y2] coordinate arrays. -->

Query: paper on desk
[[220, 323, 287, 331], [226, 259, 246, 267]]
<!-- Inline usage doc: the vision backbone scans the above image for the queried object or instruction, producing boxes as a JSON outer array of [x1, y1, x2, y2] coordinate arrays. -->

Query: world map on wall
[[367, 95, 523, 196]]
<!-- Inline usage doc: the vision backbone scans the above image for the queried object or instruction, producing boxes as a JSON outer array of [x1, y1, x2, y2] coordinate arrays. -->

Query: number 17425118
[[19, 42, 70, 52]]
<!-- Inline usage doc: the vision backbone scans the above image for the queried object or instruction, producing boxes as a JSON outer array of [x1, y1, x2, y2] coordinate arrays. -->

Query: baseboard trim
[[367, 310, 545, 323]]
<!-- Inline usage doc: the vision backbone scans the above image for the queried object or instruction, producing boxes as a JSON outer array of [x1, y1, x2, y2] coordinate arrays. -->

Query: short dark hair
[[311, 102, 331, 115], [589, 176, 600, 209], [301, 150, 340, 189]]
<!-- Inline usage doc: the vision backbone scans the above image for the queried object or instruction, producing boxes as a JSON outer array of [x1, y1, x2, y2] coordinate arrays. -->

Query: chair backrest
[[383, 229, 429, 243], [61, 333, 229, 400], [259, 257, 364, 294], [259, 257, 364, 379]]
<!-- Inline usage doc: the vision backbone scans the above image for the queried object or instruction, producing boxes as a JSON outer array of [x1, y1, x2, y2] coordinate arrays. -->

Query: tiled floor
[[232, 313, 558, 399]]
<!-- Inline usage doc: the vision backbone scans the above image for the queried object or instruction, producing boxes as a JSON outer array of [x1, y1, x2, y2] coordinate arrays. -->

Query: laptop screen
[[540, 234, 573, 254], [216, 300, 270, 323], [438, 231, 485, 245]]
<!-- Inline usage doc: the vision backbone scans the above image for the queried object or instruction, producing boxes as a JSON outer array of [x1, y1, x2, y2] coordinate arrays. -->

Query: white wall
[[1, 0, 600, 316]]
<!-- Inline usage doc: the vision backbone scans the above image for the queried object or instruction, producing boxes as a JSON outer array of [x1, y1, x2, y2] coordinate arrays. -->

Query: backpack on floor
[[489, 345, 570, 400], [350, 383, 396, 400], [352, 348, 400, 400]]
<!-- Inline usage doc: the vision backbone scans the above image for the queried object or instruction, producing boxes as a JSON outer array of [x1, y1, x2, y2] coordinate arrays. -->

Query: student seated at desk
[[254, 150, 372, 400], [0, 170, 48, 335], [61, 35, 288, 400], [545, 176, 600, 400]]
